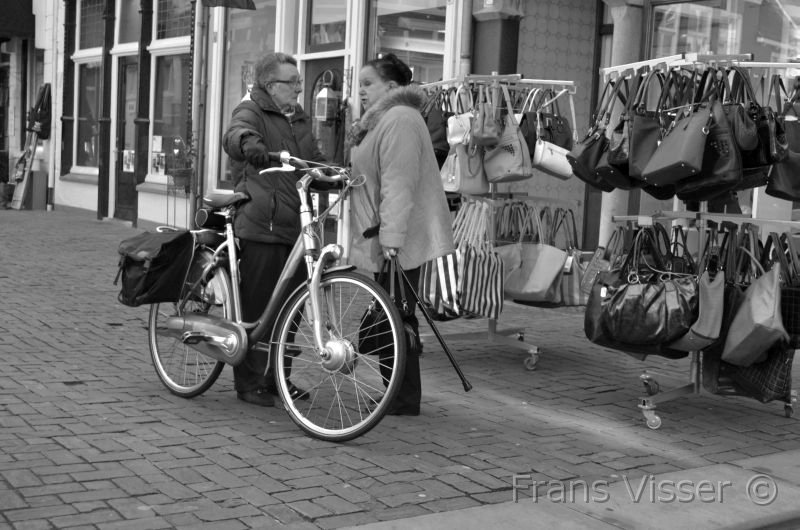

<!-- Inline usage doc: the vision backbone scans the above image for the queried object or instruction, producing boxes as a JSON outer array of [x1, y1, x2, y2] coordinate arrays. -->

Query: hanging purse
[[628, 68, 665, 180], [421, 86, 455, 168], [440, 143, 490, 195], [483, 84, 533, 183], [668, 226, 727, 352], [531, 103, 574, 180], [722, 246, 789, 367], [470, 84, 502, 147], [675, 70, 743, 201], [593, 227, 699, 346], [568, 78, 621, 192], [641, 69, 711, 187], [765, 76, 800, 202], [446, 84, 474, 147], [536, 88, 575, 150], [502, 205, 568, 303]]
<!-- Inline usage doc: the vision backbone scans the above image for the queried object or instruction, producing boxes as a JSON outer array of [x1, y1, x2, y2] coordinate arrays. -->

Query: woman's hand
[[382, 247, 398, 260]]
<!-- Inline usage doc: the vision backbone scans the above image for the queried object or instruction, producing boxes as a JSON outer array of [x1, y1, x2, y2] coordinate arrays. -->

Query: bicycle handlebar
[[261, 150, 348, 184]]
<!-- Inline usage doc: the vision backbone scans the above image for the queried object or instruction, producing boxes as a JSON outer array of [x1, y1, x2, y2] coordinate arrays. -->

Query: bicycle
[[147, 151, 407, 442]]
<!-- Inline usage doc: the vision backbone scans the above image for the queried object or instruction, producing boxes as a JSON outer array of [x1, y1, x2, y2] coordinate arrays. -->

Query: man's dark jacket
[[222, 85, 324, 245]]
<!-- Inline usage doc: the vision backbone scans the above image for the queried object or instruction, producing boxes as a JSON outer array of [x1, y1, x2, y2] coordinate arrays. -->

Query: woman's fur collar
[[348, 85, 426, 147]]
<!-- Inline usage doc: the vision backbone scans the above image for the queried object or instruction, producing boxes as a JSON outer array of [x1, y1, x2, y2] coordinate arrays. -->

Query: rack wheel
[[523, 351, 539, 371], [646, 414, 662, 430], [785, 404, 794, 418], [517, 333, 525, 342]]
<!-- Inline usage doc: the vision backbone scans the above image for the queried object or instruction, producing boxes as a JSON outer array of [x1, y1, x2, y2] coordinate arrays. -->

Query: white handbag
[[531, 138, 574, 180], [446, 84, 474, 147]]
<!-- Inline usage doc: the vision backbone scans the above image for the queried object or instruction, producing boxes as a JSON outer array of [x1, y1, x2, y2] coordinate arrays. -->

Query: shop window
[[217, 0, 277, 188], [368, 0, 447, 84], [119, 1, 143, 44], [76, 62, 102, 167], [307, 0, 347, 52], [151, 54, 190, 178], [157, 0, 192, 39], [649, 0, 800, 61], [79, 0, 104, 49]]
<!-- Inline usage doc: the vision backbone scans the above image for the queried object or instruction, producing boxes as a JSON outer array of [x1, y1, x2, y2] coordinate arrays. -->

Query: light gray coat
[[348, 86, 454, 273]]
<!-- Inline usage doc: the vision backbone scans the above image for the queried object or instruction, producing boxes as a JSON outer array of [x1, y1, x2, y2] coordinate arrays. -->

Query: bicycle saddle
[[203, 191, 250, 209]]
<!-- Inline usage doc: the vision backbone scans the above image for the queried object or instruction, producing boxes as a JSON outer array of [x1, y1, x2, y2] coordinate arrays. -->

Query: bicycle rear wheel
[[272, 270, 406, 442], [148, 255, 229, 397]]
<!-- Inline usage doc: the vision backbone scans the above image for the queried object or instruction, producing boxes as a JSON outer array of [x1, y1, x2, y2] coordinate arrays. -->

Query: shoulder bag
[[483, 84, 533, 183]]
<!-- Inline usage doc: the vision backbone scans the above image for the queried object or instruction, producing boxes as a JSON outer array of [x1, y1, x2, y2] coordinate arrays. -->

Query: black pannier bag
[[114, 230, 195, 307]]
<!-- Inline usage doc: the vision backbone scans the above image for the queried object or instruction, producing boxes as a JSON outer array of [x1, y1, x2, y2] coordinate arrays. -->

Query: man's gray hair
[[255, 52, 298, 85]]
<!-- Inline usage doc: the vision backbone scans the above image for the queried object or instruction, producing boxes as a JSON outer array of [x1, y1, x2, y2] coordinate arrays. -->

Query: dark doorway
[[114, 56, 138, 222]]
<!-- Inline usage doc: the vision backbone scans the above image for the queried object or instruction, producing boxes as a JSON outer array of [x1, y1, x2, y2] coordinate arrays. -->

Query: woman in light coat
[[348, 53, 455, 416]]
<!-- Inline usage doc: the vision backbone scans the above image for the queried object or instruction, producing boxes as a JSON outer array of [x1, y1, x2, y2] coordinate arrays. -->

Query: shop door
[[114, 57, 138, 222]]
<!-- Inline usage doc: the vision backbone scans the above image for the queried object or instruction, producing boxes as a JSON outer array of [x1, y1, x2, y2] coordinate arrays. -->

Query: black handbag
[[766, 76, 800, 201], [676, 71, 743, 201], [114, 230, 196, 307], [421, 87, 455, 169], [585, 226, 698, 356], [358, 258, 419, 357], [628, 69, 665, 180], [732, 342, 794, 403], [568, 78, 623, 192], [536, 88, 574, 150]]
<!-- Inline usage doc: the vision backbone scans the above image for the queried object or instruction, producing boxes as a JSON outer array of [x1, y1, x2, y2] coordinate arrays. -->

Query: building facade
[[3, 0, 800, 248]]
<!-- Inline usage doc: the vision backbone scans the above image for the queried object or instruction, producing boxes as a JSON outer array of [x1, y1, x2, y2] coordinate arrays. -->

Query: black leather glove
[[241, 135, 270, 169]]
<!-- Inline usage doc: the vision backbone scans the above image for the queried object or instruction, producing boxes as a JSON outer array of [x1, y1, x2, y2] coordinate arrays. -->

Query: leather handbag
[[641, 69, 711, 187], [588, 227, 699, 346], [483, 85, 533, 183], [471, 84, 502, 147], [535, 88, 575, 150], [723, 67, 759, 151], [531, 135, 574, 180], [668, 227, 727, 352], [628, 69, 665, 180], [440, 143, 490, 195], [722, 247, 789, 367], [501, 205, 568, 303], [675, 73, 743, 202], [518, 88, 542, 156], [732, 342, 794, 403], [446, 84, 474, 147], [422, 86, 455, 168], [568, 78, 622, 192], [766, 77, 800, 201], [580, 225, 627, 296]]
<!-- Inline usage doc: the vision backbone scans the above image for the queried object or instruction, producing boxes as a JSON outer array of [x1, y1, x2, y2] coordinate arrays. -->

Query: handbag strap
[[500, 84, 520, 128]]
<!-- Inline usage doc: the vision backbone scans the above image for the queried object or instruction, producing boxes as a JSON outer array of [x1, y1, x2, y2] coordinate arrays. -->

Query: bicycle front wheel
[[272, 270, 406, 442], [148, 257, 230, 397]]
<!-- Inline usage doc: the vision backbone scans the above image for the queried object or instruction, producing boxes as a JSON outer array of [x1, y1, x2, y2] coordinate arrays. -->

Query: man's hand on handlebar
[[242, 136, 271, 169]]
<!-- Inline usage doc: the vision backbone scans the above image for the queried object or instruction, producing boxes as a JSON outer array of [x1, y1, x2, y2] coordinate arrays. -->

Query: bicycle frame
[[206, 172, 349, 361]]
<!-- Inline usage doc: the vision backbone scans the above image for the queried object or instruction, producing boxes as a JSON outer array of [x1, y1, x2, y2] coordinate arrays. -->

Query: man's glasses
[[272, 78, 303, 87]]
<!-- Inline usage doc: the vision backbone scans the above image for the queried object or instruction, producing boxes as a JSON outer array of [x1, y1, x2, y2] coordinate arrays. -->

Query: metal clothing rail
[[600, 53, 754, 79]]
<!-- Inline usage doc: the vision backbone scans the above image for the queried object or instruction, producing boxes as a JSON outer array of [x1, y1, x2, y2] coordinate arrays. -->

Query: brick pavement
[[0, 208, 798, 529]]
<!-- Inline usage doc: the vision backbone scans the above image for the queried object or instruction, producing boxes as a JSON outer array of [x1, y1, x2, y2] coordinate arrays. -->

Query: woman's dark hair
[[365, 53, 413, 86]]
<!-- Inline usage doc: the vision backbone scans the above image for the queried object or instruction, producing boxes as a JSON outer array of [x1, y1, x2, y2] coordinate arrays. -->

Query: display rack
[[420, 74, 580, 371], [611, 211, 798, 430], [596, 53, 800, 429]]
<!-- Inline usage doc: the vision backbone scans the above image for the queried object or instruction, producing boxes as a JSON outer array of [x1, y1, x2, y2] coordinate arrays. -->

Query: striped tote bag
[[456, 200, 504, 320]]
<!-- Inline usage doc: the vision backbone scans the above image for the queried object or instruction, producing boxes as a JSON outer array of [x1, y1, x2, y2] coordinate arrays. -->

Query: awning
[[201, 0, 256, 9], [0, 0, 34, 40]]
